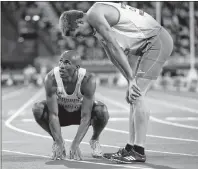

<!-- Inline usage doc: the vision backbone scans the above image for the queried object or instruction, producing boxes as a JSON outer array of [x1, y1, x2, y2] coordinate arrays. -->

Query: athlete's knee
[[93, 103, 109, 122], [134, 97, 149, 120], [32, 102, 45, 121]]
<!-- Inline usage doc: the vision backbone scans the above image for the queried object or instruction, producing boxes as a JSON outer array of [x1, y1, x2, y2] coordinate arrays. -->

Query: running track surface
[[2, 85, 198, 169]]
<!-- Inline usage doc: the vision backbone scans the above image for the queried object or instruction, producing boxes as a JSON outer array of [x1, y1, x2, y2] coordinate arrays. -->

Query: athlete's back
[[91, 2, 162, 53], [96, 2, 161, 38]]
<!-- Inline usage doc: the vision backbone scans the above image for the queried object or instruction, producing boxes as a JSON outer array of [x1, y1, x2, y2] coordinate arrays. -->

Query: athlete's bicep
[[81, 75, 96, 120], [45, 76, 58, 116]]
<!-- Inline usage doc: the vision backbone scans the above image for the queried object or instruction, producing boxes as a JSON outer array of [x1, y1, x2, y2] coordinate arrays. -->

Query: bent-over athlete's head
[[59, 10, 95, 39], [59, 50, 81, 82]]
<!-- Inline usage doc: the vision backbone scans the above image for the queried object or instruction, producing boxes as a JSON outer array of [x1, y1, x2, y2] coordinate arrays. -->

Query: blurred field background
[[1, 1, 198, 92]]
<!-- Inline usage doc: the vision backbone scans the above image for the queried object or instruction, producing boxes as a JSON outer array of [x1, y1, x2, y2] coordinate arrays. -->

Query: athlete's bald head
[[60, 50, 81, 66], [58, 50, 81, 81]]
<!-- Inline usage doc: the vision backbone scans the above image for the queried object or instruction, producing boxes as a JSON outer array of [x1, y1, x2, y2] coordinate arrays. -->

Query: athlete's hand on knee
[[69, 145, 82, 160], [127, 79, 141, 104], [51, 141, 66, 160]]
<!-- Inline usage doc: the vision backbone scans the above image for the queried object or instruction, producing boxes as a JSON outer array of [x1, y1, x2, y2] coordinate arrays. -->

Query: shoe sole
[[111, 157, 146, 164], [92, 155, 103, 158], [102, 156, 112, 161], [92, 153, 103, 159]]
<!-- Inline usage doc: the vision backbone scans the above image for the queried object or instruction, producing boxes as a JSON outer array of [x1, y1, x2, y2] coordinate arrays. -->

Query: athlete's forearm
[[106, 41, 134, 83], [49, 114, 63, 144], [101, 42, 128, 80], [73, 118, 90, 146]]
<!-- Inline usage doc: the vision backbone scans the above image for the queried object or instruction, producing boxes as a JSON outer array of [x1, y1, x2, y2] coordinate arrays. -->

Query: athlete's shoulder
[[81, 71, 96, 96], [88, 2, 101, 13], [82, 71, 95, 86], [44, 69, 57, 89], [87, 3, 104, 19]]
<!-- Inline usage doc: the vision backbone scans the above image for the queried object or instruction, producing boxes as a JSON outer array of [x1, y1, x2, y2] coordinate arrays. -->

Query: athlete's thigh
[[137, 28, 173, 80], [136, 78, 154, 96]]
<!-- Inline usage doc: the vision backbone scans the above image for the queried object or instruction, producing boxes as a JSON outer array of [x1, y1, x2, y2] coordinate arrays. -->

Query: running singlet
[[93, 2, 162, 54], [54, 67, 86, 112]]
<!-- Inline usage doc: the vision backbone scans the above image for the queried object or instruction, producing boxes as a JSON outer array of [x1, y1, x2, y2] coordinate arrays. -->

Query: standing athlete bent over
[[59, 2, 173, 163], [32, 50, 109, 160]]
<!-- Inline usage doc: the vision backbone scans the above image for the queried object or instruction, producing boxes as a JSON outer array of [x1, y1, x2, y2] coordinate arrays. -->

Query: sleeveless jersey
[[54, 67, 86, 112], [93, 2, 162, 54]]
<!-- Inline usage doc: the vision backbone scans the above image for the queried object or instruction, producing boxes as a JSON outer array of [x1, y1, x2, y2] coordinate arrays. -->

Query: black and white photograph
[[1, 1, 198, 169]]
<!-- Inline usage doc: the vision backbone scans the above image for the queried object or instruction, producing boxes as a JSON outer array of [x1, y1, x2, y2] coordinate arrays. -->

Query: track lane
[[2, 86, 198, 169]]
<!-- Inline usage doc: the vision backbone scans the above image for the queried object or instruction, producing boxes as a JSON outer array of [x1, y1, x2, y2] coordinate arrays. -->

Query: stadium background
[[1, 1, 198, 90], [2, 2, 198, 169]]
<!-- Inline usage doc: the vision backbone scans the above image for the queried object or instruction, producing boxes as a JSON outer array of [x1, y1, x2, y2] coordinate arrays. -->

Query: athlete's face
[[69, 20, 94, 39], [58, 57, 76, 82]]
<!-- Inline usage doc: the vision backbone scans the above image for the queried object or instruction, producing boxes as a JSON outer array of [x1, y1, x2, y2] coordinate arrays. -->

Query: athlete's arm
[[72, 74, 96, 147], [87, 6, 134, 83], [100, 40, 128, 79], [45, 72, 63, 145]]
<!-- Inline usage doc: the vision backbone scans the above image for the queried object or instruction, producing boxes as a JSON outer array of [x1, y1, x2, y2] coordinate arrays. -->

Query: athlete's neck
[[83, 13, 96, 36], [62, 69, 78, 85]]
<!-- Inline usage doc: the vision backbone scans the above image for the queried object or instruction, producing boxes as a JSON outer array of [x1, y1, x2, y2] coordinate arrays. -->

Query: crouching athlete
[[32, 50, 109, 160]]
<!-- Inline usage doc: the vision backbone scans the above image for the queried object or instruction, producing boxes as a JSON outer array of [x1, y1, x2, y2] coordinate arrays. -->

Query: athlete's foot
[[103, 148, 126, 160], [111, 148, 146, 164], [89, 140, 103, 158]]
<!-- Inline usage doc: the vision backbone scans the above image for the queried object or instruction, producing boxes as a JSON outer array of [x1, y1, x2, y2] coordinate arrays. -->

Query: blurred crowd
[[1, 1, 198, 91], [1, 64, 47, 87], [52, 1, 198, 60], [2, 1, 198, 61]]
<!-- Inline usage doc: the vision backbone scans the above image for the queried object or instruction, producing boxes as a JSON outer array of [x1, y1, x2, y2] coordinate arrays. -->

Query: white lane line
[[5, 89, 44, 125], [147, 98, 198, 114], [102, 88, 198, 105], [22, 119, 35, 122], [109, 118, 128, 122], [145, 150, 198, 157], [2, 150, 151, 169], [105, 128, 198, 143], [21, 117, 198, 123], [152, 92, 198, 104], [3, 124, 198, 157], [4, 89, 198, 158], [2, 88, 26, 101], [2, 149, 49, 158], [166, 117, 198, 121], [96, 93, 198, 130], [150, 116, 198, 130], [2, 141, 27, 144], [21, 117, 129, 123]]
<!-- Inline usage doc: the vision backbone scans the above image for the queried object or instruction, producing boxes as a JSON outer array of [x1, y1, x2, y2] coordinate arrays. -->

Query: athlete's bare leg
[[128, 28, 173, 148], [91, 102, 109, 141], [32, 102, 55, 140], [131, 78, 152, 147]]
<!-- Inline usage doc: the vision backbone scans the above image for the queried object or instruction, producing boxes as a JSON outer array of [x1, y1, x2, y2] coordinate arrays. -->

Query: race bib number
[[121, 3, 144, 16]]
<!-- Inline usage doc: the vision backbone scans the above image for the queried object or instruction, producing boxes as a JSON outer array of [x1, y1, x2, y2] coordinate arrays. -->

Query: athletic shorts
[[40, 100, 103, 127], [132, 27, 174, 80]]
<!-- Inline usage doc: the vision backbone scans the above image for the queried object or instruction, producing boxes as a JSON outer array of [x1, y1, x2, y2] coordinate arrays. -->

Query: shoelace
[[112, 148, 132, 157], [93, 141, 100, 149], [91, 140, 102, 153], [116, 148, 127, 156]]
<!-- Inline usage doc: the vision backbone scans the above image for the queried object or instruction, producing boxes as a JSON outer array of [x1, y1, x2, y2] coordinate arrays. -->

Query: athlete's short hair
[[59, 10, 84, 36]]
